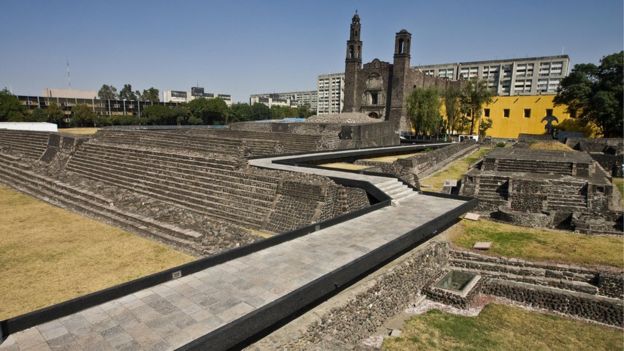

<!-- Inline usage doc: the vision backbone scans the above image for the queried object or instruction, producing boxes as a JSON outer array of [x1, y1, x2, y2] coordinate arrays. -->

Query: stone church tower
[[343, 12, 362, 113], [342, 13, 458, 133]]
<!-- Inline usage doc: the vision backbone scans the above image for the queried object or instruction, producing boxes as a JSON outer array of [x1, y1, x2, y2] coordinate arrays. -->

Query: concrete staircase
[[376, 179, 417, 205]]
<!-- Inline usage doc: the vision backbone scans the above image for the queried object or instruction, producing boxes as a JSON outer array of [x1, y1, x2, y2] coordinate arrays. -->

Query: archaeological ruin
[[461, 145, 623, 234]]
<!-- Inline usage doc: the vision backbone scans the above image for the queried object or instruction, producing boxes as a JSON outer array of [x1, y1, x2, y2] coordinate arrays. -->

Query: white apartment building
[[164, 87, 232, 106], [316, 73, 344, 115], [414, 55, 570, 96], [249, 91, 317, 110]]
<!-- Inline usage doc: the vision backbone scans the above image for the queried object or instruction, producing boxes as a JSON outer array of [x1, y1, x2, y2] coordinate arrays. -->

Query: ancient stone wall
[[268, 241, 450, 350], [482, 279, 623, 326]]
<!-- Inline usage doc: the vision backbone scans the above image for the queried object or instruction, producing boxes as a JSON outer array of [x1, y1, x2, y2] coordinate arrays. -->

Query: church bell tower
[[343, 12, 362, 113]]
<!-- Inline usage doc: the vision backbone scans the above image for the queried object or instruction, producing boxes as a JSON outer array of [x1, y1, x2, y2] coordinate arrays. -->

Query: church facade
[[342, 13, 459, 132]]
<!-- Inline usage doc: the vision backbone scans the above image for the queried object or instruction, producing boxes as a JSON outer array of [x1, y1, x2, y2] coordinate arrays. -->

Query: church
[[342, 13, 459, 132]]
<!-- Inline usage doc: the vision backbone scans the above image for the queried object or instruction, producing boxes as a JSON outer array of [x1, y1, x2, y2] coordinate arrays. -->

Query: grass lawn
[[419, 147, 492, 191], [358, 152, 422, 163], [0, 184, 193, 320], [383, 303, 622, 351], [319, 162, 372, 171], [449, 219, 624, 269], [58, 127, 99, 135]]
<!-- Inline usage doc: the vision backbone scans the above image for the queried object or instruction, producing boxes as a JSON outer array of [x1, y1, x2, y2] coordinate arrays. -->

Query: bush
[[496, 142, 506, 148]]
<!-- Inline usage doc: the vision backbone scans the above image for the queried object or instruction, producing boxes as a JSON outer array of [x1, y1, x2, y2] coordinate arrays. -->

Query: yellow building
[[481, 95, 570, 139]]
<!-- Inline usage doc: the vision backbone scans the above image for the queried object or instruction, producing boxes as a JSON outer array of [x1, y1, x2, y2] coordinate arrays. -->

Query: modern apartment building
[[249, 91, 317, 110], [414, 55, 570, 96], [163, 87, 232, 106], [316, 73, 344, 115]]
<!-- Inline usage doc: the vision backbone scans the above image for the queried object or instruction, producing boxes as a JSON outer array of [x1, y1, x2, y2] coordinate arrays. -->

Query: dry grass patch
[[358, 152, 422, 163], [0, 184, 193, 320], [320, 162, 371, 171], [419, 147, 492, 191], [58, 127, 99, 135], [383, 303, 622, 351], [449, 219, 624, 269], [528, 141, 573, 151]]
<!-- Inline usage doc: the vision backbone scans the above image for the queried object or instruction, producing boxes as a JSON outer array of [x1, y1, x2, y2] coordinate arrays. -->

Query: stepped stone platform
[[461, 146, 622, 233], [0, 148, 471, 351]]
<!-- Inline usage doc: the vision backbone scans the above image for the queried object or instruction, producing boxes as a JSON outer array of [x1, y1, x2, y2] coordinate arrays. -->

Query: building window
[[371, 92, 378, 105], [484, 108, 490, 117], [504, 109, 510, 118], [546, 108, 553, 116], [524, 109, 531, 118]]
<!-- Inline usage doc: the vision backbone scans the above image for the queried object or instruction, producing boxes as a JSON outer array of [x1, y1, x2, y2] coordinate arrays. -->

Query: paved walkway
[[1, 147, 467, 351]]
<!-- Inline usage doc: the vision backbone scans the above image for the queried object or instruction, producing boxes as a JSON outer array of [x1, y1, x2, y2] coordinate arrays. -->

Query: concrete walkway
[[1, 147, 467, 351]]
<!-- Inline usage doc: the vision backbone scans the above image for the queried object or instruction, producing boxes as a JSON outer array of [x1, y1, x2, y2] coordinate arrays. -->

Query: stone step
[[449, 250, 596, 278], [66, 158, 277, 203], [72, 149, 276, 188], [64, 165, 267, 228], [452, 267, 599, 295], [69, 154, 278, 197], [0, 166, 202, 253], [82, 143, 240, 168]]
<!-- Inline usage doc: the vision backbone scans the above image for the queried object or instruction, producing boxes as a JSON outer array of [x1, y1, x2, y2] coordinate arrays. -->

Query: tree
[[297, 104, 314, 118], [478, 117, 493, 138], [444, 84, 462, 134], [230, 103, 252, 122], [0, 88, 26, 122], [119, 84, 137, 101], [460, 78, 493, 135], [188, 98, 228, 125], [142, 105, 188, 125], [249, 103, 271, 121], [406, 87, 443, 136], [46, 102, 65, 125], [71, 104, 96, 127], [554, 51, 623, 137], [141, 87, 160, 103], [98, 84, 117, 100], [27, 108, 48, 122]]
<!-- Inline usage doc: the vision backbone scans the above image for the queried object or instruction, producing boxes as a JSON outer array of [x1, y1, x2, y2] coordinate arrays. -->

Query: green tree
[[0, 89, 26, 122], [71, 104, 96, 127], [188, 98, 228, 125], [142, 105, 188, 125], [406, 87, 443, 136], [249, 103, 271, 121], [461, 78, 493, 135], [119, 84, 137, 101], [98, 84, 117, 100], [478, 117, 493, 138], [554, 51, 623, 137], [27, 108, 48, 122], [141, 87, 160, 103], [297, 104, 314, 118], [46, 102, 65, 125], [230, 103, 252, 122], [444, 84, 462, 134]]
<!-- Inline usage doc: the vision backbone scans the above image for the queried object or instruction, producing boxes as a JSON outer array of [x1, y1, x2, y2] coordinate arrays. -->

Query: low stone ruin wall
[[482, 279, 623, 327], [254, 167, 370, 233], [253, 241, 449, 350], [231, 120, 399, 150], [397, 141, 479, 178], [354, 141, 479, 189], [566, 137, 624, 177], [450, 249, 624, 326]]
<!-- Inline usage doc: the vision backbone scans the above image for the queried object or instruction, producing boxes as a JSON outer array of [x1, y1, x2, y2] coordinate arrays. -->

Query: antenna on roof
[[66, 59, 71, 88], [561, 46, 565, 55]]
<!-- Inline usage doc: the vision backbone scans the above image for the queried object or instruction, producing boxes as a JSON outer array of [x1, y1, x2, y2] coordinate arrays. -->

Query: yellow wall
[[481, 95, 570, 139]]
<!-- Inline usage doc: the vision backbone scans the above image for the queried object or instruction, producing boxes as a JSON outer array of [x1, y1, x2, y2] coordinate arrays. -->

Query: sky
[[0, 0, 622, 102]]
